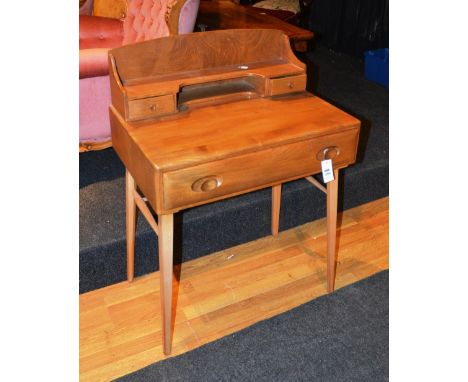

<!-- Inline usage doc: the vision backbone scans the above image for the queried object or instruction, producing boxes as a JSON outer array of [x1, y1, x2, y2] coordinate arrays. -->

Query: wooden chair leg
[[126, 169, 137, 282], [158, 214, 174, 355], [326, 169, 339, 293], [271, 184, 282, 237]]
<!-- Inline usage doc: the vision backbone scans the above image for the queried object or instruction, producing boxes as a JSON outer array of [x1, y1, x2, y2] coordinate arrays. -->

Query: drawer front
[[269, 74, 307, 96], [127, 94, 176, 121], [162, 129, 359, 211]]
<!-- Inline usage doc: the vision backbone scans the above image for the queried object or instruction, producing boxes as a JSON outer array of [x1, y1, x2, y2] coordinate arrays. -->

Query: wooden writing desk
[[109, 30, 360, 355]]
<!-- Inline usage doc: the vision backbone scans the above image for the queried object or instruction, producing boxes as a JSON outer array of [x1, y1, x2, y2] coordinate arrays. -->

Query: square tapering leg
[[126, 169, 137, 282], [271, 184, 282, 237], [158, 213, 174, 355], [326, 169, 339, 293]]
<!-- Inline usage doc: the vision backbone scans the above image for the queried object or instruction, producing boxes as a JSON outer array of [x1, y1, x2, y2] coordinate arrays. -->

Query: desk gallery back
[[108, 29, 361, 355]]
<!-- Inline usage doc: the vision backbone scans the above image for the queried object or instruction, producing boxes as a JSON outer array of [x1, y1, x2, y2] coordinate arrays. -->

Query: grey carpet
[[115, 270, 389, 382]]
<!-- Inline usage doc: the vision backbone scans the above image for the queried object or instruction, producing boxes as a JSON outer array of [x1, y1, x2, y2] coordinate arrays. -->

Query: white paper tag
[[321, 159, 334, 183]]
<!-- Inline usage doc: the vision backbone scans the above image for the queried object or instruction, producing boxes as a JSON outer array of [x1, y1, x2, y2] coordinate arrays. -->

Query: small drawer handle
[[191, 175, 223, 192], [316, 146, 340, 161], [288, 82, 294, 89], [150, 104, 157, 112]]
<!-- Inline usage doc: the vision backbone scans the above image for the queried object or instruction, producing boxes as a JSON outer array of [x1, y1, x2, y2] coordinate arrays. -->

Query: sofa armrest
[[166, 0, 200, 35], [79, 0, 94, 15], [80, 48, 111, 79], [79, 15, 124, 50]]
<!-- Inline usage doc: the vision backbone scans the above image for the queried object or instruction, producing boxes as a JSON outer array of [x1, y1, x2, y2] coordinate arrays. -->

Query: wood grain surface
[[79, 197, 389, 382], [196, 0, 314, 51], [160, 128, 357, 210], [108, 29, 308, 128], [110, 29, 304, 84], [111, 94, 359, 170], [110, 93, 360, 214]]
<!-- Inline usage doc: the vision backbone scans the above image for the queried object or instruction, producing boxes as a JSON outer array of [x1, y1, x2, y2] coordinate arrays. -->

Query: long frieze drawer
[[269, 74, 307, 96], [127, 94, 176, 121], [162, 128, 359, 210]]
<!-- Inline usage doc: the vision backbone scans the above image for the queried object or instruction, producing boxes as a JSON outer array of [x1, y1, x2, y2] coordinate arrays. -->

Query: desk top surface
[[112, 93, 359, 171]]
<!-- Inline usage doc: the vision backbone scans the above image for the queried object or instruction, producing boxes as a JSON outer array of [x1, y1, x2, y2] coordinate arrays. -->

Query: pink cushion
[[80, 76, 112, 143], [178, 0, 200, 34], [79, 48, 110, 79], [122, 0, 172, 45], [79, 15, 124, 49]]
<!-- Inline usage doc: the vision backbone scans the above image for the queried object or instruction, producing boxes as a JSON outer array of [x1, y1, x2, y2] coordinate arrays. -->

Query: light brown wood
[[93, 0, 127, 19], [126, 170, 136, 282], [132, 190, 159, 236], [79, 140, 112, 152], [326, 169, 339, 292], [196, 0, 314, 52], [79, 197, 389, 382], [108, 53, 127, 123], [191, 175, 223, 192], [158, 214, 174, 355], [110, 96, 360, 215], [108, 29, 307, 122], [271, 184, 281, 237], [123, 63, 306, 100], [178, 76, 266, 109], [269, 74, 307, 96], [166, 0, 189, 35], [305, 176, 327, 194], [316, 145, 340, 161], [160, 128, 357, 211], [111, 30, 305, 85], [111, 95, 359, 174], [109, 30, 360, 356], [110, 105, 160, 212], [127, 94, 176, 121]]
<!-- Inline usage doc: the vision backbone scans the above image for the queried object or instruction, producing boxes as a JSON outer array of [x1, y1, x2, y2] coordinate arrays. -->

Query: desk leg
[[126, 169, 137, 282], [271, 184, 282, 237], [158, 213, 174, 355], [326, 169, 339, 293]]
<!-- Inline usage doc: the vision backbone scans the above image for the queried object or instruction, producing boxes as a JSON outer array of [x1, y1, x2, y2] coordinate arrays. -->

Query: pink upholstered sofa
[[79, 0, 200, 151]]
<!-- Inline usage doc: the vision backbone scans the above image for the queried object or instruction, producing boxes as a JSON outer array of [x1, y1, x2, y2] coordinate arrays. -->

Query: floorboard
[[80, 196, 389, 381]]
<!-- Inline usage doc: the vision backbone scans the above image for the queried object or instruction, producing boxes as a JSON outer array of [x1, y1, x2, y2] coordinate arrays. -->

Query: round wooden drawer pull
[[316, 146, 340, 161], [191, 175, 223, 192], [150, 104, 157, 112], [288, 82, 295, 88]]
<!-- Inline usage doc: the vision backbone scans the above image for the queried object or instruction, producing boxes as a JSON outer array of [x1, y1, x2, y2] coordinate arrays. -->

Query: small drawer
[[269, 74, 307, 96], [127, 94, 176, 121], [162, 128, 359, 211]]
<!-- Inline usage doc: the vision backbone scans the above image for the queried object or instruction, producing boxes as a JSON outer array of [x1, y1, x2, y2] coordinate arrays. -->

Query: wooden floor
[[80, 196, 389, 381]]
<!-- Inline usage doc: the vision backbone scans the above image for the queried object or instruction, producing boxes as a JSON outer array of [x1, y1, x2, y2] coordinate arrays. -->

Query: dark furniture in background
[[196, 0, 314, 52], [308, 0, 389, 58]]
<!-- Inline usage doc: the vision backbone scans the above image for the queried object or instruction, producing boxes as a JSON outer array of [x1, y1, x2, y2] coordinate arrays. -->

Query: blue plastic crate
[[364, 48, 389, 87]]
